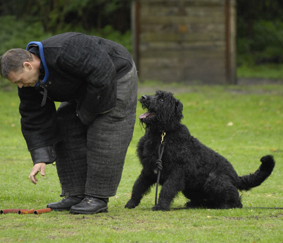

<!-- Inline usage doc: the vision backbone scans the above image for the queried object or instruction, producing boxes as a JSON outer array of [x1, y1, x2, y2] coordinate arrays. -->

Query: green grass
[[1, 84, 283, 242], [237, 63, 283, 80]]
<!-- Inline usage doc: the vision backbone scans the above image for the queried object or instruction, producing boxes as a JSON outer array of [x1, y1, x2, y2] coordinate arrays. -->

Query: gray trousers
[[55, 65, 138, 198]]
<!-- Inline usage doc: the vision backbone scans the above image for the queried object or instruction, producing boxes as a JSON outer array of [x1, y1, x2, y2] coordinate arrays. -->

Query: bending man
[[0, 32, 138, 214]]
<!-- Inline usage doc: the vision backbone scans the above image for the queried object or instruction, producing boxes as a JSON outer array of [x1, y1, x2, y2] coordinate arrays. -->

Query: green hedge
[[0, 16, 132, 88], [237, 20, 283, 66]]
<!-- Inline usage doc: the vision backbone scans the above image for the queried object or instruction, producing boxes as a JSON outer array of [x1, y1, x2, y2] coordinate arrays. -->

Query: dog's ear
[[175, 99, 183, 120]]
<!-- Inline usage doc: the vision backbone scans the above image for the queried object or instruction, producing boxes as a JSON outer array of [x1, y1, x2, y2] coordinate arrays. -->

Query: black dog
[[125, 91, 275, 211]]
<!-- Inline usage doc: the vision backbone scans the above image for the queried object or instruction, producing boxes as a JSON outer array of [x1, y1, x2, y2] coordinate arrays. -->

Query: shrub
[[237, 20, 283, 65], [0, 16, 132, 89]]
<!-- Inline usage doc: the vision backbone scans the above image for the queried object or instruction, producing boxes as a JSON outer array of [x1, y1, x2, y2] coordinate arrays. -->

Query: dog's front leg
[[152, 170, 184, 211], [125, 171, 155, 209]]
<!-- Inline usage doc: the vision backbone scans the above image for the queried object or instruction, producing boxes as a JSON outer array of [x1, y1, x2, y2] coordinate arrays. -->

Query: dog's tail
[[238, 155, 275, 191]]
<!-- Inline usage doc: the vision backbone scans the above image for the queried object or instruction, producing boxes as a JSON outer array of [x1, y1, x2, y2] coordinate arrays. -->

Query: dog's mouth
[[139, 111, 155, 120]]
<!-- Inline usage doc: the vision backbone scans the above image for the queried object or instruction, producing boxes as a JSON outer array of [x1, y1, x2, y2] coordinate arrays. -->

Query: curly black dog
[[125, 90, 275, 211]]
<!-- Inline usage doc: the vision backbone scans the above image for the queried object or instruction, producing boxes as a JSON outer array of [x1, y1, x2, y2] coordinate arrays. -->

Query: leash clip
[[161, 131, 166, 144]]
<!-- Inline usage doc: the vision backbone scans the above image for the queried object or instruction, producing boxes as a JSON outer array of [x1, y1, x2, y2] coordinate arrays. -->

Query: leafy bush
[[252, 20, 283, 61], [0, 16, 132, 55], [0, 16, 52, 55], [237, 20, 283, 66], [56, 25, 132, 54], [0, 16, 132, 89]]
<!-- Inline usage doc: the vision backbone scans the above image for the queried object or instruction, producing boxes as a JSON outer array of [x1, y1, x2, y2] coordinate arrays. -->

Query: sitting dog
[[125, 90, 275, 211]]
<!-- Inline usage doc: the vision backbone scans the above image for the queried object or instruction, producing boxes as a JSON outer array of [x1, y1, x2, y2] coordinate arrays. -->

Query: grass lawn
[[237, 63, 283, 80], [0, 83, 283, 242]]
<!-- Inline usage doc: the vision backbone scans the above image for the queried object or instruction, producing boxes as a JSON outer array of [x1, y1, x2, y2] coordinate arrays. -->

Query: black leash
[[154, 132, 166, 205]]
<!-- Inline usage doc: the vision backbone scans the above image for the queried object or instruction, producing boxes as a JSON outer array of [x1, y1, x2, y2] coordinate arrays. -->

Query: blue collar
[[26, 41, 49, 88]]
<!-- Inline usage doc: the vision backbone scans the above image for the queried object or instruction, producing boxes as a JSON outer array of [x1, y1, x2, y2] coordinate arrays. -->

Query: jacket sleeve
[[18, 87, 60, 163], [57, 34, 117, 125], [30, 146, 56, 165]]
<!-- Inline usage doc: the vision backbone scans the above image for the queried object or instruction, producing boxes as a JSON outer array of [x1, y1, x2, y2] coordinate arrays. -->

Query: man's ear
[[23, 62, 32, 70]]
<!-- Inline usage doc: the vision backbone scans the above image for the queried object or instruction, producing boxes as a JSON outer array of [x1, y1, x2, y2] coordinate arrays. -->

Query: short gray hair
[[0, 48, 33, 79]]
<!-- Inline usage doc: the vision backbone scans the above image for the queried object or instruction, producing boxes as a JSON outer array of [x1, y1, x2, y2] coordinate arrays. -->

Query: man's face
[[8, 62, 39, 88]]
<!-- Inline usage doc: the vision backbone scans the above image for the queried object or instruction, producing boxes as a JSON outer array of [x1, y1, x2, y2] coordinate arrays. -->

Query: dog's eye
[[159, 98, 164, 103]]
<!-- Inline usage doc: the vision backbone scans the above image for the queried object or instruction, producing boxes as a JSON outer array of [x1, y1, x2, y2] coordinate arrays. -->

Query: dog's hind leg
[[203, 174, 243, 209], [152, 170, 185, 211], [125, 171, 156, 209], [182, 190, 209, 208], [225, 186, 243, 209], [210, 186, 242, 209]]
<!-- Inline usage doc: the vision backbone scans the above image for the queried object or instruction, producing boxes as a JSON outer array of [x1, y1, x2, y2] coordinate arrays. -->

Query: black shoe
[[47, 196, 84, 211], [69, 196, 108, 214]]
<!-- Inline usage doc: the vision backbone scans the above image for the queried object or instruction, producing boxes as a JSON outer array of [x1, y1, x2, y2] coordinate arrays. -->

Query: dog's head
[[139, 90, 183, 132]]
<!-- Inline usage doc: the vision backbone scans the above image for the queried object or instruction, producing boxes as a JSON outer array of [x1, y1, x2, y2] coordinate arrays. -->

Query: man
[[0, 32, 138, 214]]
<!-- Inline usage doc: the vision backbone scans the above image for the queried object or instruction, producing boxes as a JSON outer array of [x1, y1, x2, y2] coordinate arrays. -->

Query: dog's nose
[[141, 95, 147, 100]]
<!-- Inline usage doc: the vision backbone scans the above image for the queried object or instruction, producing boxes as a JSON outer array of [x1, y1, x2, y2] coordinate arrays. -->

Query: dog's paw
[[125, 200, 137, 209], [152, 205, 170, 211]]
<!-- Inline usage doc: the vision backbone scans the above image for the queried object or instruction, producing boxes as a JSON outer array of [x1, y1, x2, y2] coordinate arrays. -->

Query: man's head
[[0, 48, 40, 88]]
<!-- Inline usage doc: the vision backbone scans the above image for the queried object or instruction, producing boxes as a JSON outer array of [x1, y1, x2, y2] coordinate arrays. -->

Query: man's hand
[[29, 163, 46, 184]]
